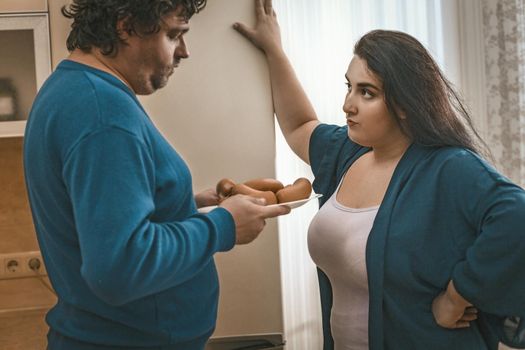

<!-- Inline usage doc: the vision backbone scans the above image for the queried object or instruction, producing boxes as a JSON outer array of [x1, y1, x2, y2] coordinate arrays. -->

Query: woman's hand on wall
[[233, 0, 283, 56], [432, 280, 478, 328]]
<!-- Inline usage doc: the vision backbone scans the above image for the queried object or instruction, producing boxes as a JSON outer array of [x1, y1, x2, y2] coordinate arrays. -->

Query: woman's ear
[[396, 105, 407, 119], [391, 102, 406, 120], [394, 108, 407, 120]]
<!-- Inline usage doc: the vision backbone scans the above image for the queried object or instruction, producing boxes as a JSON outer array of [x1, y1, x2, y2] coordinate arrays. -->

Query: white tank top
[[308, 179, 379, 350]]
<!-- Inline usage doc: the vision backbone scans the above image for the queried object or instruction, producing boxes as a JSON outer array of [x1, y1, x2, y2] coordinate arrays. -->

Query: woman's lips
[[347, 119, 358, 127]]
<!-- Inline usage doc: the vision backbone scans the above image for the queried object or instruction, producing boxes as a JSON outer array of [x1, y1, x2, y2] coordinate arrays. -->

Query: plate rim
[[266, 193, 323, 208], [197, 193, 323, 213]]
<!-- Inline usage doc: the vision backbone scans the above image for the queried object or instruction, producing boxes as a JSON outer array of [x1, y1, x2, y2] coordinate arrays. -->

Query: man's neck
[[68, 49, 133, 91]]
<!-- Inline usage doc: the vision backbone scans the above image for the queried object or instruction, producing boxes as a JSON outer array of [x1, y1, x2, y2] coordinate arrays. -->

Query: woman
[[234, 0, 525, 349]]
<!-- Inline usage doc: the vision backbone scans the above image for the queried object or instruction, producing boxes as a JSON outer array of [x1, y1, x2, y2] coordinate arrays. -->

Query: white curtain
[[273, 1, 453, 349], [482, 0, 525, 187]]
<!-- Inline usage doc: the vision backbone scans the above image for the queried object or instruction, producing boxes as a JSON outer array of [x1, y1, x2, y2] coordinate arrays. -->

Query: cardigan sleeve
[[447, 151, 525, 317], [309, 124, 363, 205], [309, 123, 343, 177], [62, 127, 236, 306]]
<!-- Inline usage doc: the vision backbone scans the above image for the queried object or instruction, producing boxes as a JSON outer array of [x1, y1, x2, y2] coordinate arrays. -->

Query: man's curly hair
[[62, 0, 207, 56]]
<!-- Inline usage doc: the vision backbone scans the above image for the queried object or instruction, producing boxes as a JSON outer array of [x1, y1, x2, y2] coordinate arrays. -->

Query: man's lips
[[169, 62, 180, 74], [168, 65, 177, 76]]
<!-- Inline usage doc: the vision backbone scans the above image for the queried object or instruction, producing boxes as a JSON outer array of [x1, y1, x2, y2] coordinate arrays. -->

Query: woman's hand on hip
[[432, 280, 478, 328]]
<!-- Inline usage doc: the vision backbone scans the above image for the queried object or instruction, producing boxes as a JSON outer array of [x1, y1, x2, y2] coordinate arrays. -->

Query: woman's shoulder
[[311, 123, 348, 141], [310, 123, 366, 196], [424, 146, 514, 187], [311, 123, 362, 151], [432, 146, 492, 170], [310, 123, 364, 164]]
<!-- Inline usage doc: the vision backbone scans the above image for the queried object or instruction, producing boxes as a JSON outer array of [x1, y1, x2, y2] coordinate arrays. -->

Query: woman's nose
[[342, 93, 357, 115]]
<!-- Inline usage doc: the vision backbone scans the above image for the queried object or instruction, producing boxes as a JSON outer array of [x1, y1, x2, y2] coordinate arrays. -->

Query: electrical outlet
[[0, 251, 48, 280]]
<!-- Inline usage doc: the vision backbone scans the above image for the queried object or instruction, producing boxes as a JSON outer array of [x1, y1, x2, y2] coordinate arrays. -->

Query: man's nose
[[175, 37, 190, 59]]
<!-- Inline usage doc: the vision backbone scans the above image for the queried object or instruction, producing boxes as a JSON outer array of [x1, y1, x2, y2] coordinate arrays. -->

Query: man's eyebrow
[[168, 27, 189, 34], [345, 75, 380, 90]]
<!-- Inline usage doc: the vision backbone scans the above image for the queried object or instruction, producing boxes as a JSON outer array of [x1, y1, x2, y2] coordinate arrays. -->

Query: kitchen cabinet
[[0, 0, 47, 13], [0, 10, 51, 137]]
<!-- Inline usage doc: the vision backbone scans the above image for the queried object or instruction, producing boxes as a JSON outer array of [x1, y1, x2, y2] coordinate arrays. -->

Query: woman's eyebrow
[[345, 75, 380, 90]]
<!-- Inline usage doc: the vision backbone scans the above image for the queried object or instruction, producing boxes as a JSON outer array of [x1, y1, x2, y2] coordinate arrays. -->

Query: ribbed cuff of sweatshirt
[[206, 207, 236, 252]]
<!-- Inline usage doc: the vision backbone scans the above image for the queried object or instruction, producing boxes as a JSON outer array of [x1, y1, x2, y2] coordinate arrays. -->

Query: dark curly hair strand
[[62, 0, 207, 56]]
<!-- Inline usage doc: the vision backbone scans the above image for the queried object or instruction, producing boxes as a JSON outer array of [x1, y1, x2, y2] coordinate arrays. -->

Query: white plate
[[267, 193, 323, 209], [197, 193, 322, 213]]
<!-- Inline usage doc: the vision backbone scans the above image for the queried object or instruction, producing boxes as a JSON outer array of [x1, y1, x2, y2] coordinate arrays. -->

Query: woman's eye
[[361, 88, 374, 98], [345, 82, 351, 91]]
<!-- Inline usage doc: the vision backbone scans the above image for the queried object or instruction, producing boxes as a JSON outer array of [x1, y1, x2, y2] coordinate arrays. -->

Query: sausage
[[276, 177, 312, 203], [231, 183, 278, 205], [216, 178, 236, 199], [243, 178, 284, 193]]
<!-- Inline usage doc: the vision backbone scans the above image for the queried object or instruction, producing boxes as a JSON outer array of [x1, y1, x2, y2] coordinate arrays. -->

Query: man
[[23, 1, 290, 349]]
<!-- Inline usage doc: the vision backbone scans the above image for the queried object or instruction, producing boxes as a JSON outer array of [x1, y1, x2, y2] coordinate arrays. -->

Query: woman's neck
[[370, 135, 411, 164]]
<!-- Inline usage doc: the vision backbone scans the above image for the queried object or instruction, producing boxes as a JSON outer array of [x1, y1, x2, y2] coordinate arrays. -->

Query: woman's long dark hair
[[354, 30, 489, 157], [62, 0, 207, 56]]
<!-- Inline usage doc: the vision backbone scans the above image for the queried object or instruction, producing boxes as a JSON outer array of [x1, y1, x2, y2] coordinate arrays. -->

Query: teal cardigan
[[309, 124, 525, 350]]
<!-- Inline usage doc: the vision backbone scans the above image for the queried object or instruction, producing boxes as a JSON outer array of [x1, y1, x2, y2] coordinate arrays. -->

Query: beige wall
[[1, 0, 283, 347], [50, 0, 285, 337], [139, 0, 283, 336], [48, 0, 70, 69]]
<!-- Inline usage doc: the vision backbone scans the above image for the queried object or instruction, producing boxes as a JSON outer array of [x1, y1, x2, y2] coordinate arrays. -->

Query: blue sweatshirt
[[310, 124, 525, 350], [24, 60, 236, 349]]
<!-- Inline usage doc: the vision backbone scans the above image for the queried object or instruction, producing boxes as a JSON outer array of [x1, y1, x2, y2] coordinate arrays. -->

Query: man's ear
[[116, 17, 132, 41]]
